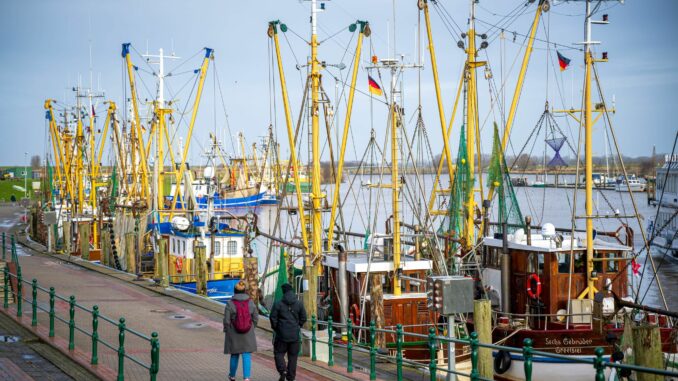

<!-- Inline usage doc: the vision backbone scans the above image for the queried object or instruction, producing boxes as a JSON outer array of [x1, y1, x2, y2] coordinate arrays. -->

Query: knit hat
[[281, 283, 293, 293], [235, 280, 247, 293]]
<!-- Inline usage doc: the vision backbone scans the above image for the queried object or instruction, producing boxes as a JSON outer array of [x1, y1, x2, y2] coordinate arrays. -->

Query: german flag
[[368, 75, 383, 96], [557, 51, 571, 71]]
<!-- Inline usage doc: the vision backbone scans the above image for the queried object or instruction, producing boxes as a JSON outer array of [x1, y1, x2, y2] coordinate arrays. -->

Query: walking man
[[224, 280, 258, 381], [270, 283, 307, 381]]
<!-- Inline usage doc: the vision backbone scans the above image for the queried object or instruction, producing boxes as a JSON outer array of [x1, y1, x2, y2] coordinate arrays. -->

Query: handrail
[[307, 315, 678, 381], [1, 235, 160, 380]]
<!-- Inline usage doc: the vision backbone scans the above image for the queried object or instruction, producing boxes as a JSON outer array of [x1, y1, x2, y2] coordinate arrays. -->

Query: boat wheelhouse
[[480, 225, 676, 380], [164, 220, 246, 302], [323, 250, 443, 360]]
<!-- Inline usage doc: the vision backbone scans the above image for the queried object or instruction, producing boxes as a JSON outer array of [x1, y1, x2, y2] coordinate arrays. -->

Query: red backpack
[[232, 299, 252, 333]]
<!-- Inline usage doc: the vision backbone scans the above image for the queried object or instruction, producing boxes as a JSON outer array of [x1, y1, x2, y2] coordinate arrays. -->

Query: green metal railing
[[309, 315, 678, 381], [1, 235, 160, 380]]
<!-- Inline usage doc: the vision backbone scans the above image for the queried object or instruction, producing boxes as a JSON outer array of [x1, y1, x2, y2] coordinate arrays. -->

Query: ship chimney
[[501, 221, 511, 314]]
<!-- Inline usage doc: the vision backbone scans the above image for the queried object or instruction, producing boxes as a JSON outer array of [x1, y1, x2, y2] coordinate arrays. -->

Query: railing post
[[594, 347, 605, 381], [523, 338, 533, 381], [2, 231, 6, 261], [117, 317, 126, 381], [428, 327, 437, 381], [346, 317, 353, 373], [370, 320, 377, 380], [31, 279, 37, 326], [10, 235, 15, 262], [68, 295, 75, 350], [311, 315, 317, 362], [396, 324, 403, 381], [16, 267, 22, 317], [327, 316, 334, 367], [150, 332, 160, 381], [91, 305, 99, 365], [3, 267, 8, 309], [11, 235, 17, 264], [470, 331, 479, 381], [48, 287, 55, 337]]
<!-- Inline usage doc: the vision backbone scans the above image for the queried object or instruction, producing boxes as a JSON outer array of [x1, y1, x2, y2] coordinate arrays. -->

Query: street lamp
[[24, 152, 28, 200]]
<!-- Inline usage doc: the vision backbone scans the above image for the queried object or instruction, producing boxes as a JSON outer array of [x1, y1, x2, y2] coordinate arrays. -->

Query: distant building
[[0, 167, 40, 180]]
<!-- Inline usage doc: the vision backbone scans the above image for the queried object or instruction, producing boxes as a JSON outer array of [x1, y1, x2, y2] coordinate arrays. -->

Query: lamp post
[[24, 152, 28, 199]]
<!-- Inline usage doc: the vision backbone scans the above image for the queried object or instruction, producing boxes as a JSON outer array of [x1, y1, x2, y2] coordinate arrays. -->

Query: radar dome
[[541, 223, 556, 237]]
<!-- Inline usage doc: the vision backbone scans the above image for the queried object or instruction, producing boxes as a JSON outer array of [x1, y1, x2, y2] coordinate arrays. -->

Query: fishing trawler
[[466, 1, 678, 379], [167, 135, 278, 211]]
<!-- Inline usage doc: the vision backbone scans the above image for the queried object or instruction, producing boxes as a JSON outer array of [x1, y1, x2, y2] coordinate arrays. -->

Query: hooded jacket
[[269, 290, 307, 342], [223, 292, 258, 354]]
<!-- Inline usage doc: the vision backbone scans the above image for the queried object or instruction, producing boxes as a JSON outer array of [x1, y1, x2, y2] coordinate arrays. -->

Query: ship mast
[[463, 0, 484, 250], [305, 0, 322, 323], [143, 48, 179, 215], [583, 0, 596, 300]]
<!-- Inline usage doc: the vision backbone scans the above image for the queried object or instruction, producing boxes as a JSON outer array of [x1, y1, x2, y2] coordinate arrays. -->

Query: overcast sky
[[1, 0, 676, 167]]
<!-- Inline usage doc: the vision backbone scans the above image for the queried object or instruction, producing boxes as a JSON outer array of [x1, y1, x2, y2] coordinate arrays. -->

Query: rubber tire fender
[[494, 350, 512, 375]]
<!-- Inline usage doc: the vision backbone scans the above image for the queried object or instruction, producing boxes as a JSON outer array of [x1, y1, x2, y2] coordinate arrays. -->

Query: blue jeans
[[229, 352, 251, 379]]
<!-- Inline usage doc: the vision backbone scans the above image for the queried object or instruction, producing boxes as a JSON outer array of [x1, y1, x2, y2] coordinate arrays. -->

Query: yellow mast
[[390, 103, 403, 296], [268, 21, 312, 316], [307, 0, 322, 322], [583, 0, 596, 299], [121, 44, 150, 203], [239, 133, 249, 184], [88, 95, 99, 247], [500, 2, 545, 152], [45, 100, 64, 198], [169, 48, 213, 215], [482, 1, 545, 215], [420, 0, 454, 184], [75, 101, 85, 215], [326, 21, 368, 252], [464, 0, 484, 248], [156, 106, 170, 211]]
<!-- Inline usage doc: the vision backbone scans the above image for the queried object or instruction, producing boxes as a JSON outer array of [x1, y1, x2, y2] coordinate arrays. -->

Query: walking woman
[[223, 280, 258, 381]]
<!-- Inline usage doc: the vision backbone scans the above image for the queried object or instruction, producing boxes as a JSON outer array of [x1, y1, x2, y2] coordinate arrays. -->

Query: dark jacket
[[223, 293, 258, 354], [270, 290, 307, 343]]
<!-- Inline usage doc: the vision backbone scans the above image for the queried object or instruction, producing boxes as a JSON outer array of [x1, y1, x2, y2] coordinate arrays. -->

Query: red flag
[[631, 259, 641, 277]]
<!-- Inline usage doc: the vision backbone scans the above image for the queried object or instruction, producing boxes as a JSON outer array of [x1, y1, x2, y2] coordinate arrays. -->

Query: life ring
[[494, 350, 512, 374], [175, 257, 183, 273], [527, 273, 541, 299]]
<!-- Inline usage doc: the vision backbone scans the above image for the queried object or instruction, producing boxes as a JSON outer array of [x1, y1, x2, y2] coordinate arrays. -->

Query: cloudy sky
[[1, 0, 676, 167]]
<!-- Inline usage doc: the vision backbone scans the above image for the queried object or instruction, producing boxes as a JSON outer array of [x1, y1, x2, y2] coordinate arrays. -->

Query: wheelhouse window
[[227, 241, 237, 256], [215, 241, 221, 256], [594, 250, 603, 273], [557, 252, 586, 273], [606, 252, 619, 272]]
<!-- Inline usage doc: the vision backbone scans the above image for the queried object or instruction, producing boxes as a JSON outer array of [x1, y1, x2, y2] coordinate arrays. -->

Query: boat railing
[[1, 233, 160, 380], [167, 271, 244, 283], [307, 315, 678, 381], [491, 309, 596, 331]]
